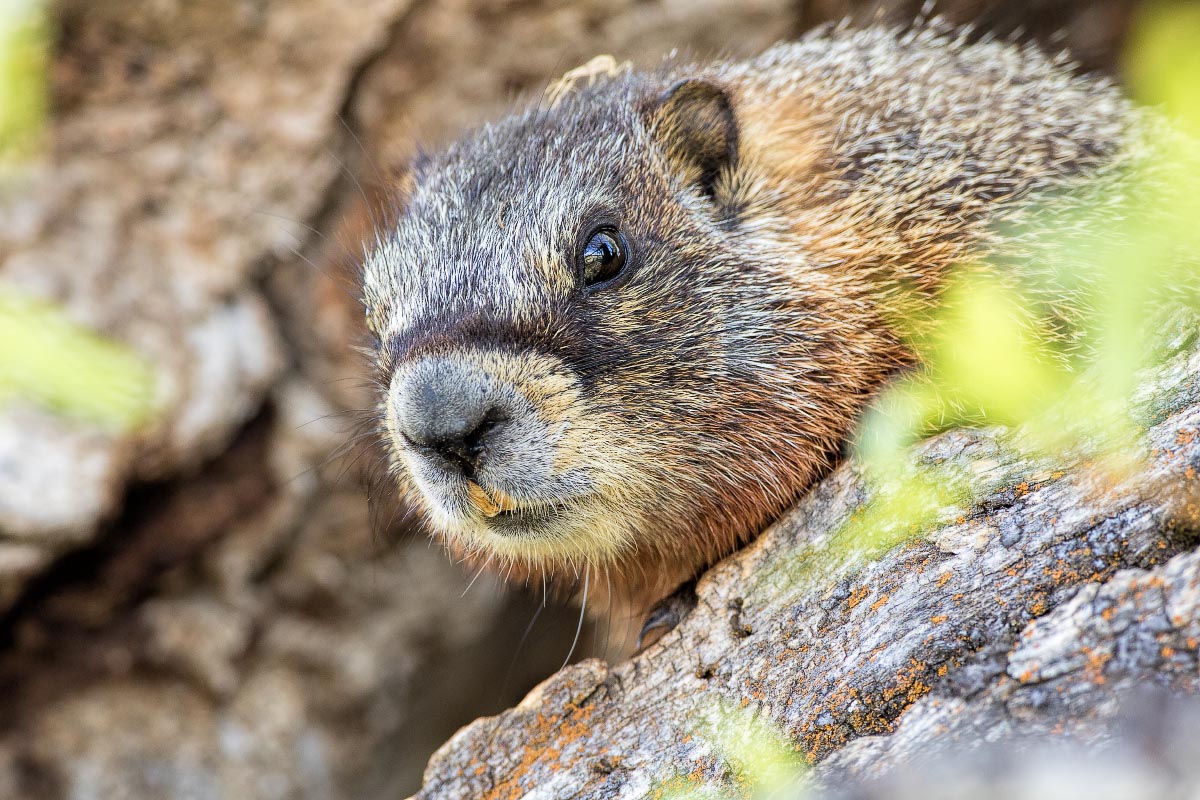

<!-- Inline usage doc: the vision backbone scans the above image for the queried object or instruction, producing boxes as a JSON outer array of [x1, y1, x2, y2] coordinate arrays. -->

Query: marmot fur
[[360, 22, 1153, 620]]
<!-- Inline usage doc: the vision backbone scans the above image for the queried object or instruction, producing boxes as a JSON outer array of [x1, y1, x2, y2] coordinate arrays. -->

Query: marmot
[[359, 23, 1149, 623]]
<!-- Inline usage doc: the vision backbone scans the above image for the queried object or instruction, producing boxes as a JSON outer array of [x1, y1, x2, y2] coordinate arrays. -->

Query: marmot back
[[360, 23, 1148, 619]]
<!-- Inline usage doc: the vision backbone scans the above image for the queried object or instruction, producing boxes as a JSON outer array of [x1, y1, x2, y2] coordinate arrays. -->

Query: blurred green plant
[[1127, 0, 1200, 140], [0, 289, 158, 432], [679, 3, 1200, 796], [843, 0, 1200, 553], [1, 3, 157, 432], [656, 702, 809, 800], [0, 0, 48, 165]]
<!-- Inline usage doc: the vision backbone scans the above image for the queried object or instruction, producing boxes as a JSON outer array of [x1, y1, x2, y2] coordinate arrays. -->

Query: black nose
[[394, 360, 504, 477]]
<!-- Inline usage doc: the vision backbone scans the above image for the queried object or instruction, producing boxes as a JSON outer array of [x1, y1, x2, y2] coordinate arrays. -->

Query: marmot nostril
[[393, 359, 506, 476], [428, 413, 504, 478]]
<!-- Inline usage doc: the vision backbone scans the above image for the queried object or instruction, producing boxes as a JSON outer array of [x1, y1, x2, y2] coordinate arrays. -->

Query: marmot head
[[361, 71, 886, 600], [358, 27, 1145, 608]]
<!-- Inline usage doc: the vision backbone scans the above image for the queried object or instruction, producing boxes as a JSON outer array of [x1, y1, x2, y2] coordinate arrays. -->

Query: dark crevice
[[0, 406, 277, 733]]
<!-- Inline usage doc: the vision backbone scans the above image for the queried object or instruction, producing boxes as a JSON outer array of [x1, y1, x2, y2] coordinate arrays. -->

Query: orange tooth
[[467, 482, 519, 517], [491, 488, 519, 513], [467, 482, 501, 516]]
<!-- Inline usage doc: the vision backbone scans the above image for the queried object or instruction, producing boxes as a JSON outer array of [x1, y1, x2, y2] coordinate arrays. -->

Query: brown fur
[[360, 22, 1150, 623]]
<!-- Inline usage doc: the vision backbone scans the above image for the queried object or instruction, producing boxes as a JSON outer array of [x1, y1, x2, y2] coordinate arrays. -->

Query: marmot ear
[[644, 79, 739, 201]]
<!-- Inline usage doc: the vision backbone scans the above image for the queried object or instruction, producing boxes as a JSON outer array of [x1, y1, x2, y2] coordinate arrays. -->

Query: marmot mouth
[[484, 502, 572, 536], [463, 481, 572, 534], [482, 496, 571, 534], [466, 481, 565, 517], [490, 502, 561, 522]]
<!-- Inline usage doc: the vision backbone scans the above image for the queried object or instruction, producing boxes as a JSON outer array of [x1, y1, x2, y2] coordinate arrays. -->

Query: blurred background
[[0, 0, 1176, 797]]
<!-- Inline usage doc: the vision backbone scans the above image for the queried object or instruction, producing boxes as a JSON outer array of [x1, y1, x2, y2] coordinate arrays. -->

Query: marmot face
[[362, 77, 853, 587]]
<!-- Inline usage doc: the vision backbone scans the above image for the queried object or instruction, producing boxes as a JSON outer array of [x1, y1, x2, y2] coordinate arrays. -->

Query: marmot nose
[[393, 360, 504, 476]]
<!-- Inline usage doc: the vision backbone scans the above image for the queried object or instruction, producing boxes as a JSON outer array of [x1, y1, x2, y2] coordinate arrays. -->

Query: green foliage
[[657, 702, 809, 800], [1, 4, 157, 432], [0, 0, 49, 165], [1127, 1, 1200, 139], [0, 289, 158, 432], [697, 703, 809, 800]]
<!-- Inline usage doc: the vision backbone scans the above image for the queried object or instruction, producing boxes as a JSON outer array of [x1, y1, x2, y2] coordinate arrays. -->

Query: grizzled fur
[[361, 23, 1142, 617]]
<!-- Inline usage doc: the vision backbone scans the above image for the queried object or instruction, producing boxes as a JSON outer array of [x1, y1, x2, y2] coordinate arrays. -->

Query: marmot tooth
[[467, 482, 502, 517], [467, 482, 518, 517]]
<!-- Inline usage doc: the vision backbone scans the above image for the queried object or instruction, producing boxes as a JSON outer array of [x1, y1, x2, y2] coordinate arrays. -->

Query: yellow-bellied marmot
[[359, 23, 1149, 620]]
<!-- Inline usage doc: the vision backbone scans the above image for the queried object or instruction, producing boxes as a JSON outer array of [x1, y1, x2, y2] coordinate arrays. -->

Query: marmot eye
[[579, 227, 627, 289]]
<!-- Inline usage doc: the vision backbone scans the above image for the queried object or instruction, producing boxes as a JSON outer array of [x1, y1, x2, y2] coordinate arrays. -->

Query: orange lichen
[[846, 584, 871, 610], [649, 775, 706, 800], [1080, 645, 1112, 686], [479, 686, 601, 800]]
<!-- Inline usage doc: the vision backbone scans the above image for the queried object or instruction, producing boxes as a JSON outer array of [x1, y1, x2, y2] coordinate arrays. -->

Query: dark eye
[[578, 227, 628, 290]]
